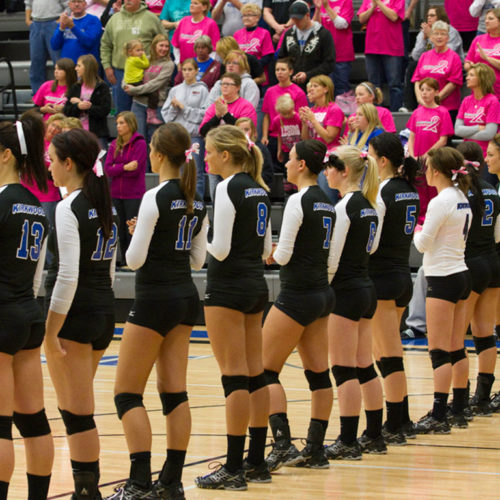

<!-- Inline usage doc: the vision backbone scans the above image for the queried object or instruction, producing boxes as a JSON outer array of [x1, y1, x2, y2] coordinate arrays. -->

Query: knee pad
[[331, 365, 358, 387], [249, 372, 268, 393], [357, 364, 378, 385], [450, 348, 467, 365], [0, 415, 13, 440], [159, 391, 188, 415], [473, 335, 496, 355], [264, 369, 280, 385], [221, 375, 249, 398], [379, 357, 404, 378], [13, 409, 51, 438], [304, 369, 332, 391], [429, 349, 451, 370], [58, 409, 95, 436], [114, 392, 144, 420]]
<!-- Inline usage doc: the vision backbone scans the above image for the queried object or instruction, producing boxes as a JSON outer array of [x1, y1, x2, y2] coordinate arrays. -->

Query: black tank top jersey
[[277, 185, 335, 291], [132, 179, 207, 299], [370, 177, 420, 274], [207, 172, 271, 294], [0, 184, 48, 303], [465, 179, 500, 260], [45, 189, 118, 314], [330, 191, 378, 290]]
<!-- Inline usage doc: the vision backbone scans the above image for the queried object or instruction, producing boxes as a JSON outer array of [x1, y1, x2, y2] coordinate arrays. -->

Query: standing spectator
[[145, 0, 165, 16], [160, 0, 191, 40], [271, 94, 302, 165], [358, 0, 405, 112], [312, 0, 354, 96], [402, 0, 420, 75], [25, 0, 66, 95], [470, 0, 500, 35], [445, 0, 478, 51], [213, 0, 262, 37], [100, 0, 165, 113], [263, 0, 293, 42], [278, 1, 336, 91], [50, 0, 102, 64]]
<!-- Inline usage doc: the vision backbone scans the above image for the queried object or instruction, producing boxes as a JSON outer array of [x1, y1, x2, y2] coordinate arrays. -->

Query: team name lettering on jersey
[[482, 188, 497, 196], [88, 209, 98, 219], [12, 203, 45, 216], [395, 192, 420, 202], [313, 202, 335, 213], [360, 208, 377, 217], [244, 188, 267, 198], [457, 202, 470, 210]]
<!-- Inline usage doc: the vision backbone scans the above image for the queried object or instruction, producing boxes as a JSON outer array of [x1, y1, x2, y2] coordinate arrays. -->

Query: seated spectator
[[465, 7, 500, 100], [263, 0, 294, 43], [470, 0, 500, 36], [50, 0, 102, 64], [160, 0, 191, 39], [456, 63, 500, 156], [445, 0, 478, 51], [358, 0, 405, 111], [33, 58, 77, 121], [346, 103, 384, 152], [278, 1, 336, 91], [313, 0, 355, 96], [64, 54, 111, 148], [62, 116, 83, 131], [125, 34, 175, 139], [213, 0, 258, 36]]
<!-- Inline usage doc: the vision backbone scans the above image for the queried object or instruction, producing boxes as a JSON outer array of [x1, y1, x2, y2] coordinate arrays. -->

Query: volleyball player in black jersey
[[44, 129, 117, 500], [368, 133, 420, 444], [262, 140, 335, 471], [322, 146, 383, 460], [195, 125, 272, 491], [108, 123, 207, 500], [0, 113, 53, 500]]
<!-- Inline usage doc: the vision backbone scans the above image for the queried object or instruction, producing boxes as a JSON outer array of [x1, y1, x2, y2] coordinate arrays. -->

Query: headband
[[360, 82, 375, 96]]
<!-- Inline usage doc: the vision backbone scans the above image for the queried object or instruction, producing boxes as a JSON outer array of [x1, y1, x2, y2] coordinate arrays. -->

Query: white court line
[[332, 463, 500, 476]]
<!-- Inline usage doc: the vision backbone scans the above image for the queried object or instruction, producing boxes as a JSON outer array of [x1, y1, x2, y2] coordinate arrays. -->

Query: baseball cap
[[289, 0, 310, 19]]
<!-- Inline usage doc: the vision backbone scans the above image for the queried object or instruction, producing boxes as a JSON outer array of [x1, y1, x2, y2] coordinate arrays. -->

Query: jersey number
[[463, 213, 470, 242], [16, 219, 45, 261], [322, 216, 333, 249], [256, 203, 268, 237], [366, 221, 377, 253], [91, 223, 118, 261], [481, 199, 494, 226], [176, 215, 199, 251], [405, 205, 417, 235]]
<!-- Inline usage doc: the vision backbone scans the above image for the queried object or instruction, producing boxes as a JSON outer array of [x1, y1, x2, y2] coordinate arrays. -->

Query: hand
[[70, 97, 81, 104], [274, 24, 286, 35], [261, 136, 269, 146], [215, 97, 228, 118], [112, 0, 122, 12], [478, 45, 488, 61], [66, 17, 75, 29], [292, 72, 307, 84], [347, 115, 356, 131], [313, 0, 322, 8], [277, 149, 284, 163], [105, 67, 116, 85], [25, 14, 32, 27], [265, 243, 277, 265], [41, 104, 55, 114], [339, 135, 348, 145], [171, 97, 184, 110], [53, 104, 64, 113], [44, 334, 66, 358], [124, 161, 138, 171], [414, 223, 423, 234], [124, 85, 131, 94], [78, 100, 92, 110], [299, 106, 314, 122], [127, 217, 137, 235], [421, 22, 431, 39]]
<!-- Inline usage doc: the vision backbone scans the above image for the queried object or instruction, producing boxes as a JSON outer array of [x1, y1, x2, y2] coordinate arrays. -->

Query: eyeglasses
[[242, 14, 258, 17], [221, 81, 237, 86]]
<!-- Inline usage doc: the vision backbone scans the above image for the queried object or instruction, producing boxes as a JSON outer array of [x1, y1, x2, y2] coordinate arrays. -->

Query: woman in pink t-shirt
[[33, 58, 77, 121], [465, 8, 500, 99]]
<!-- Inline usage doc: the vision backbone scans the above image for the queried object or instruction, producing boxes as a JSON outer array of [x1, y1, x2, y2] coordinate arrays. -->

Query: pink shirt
[[79, 83, 93, 131], [271, 113, 302, 153], [199, 96, 257, 131], [145, 0, 165, 15], [262, 83, 308, 137], [172, 16, 220, 62], [444, 0, 478, 32], [307, 102, 344, 149], [318, 0, 354, 63], [457, 93, 500, 155], [407, 105, 454, 157], [233, 27, 274, 59], [358, 0, 405, 57], [466, 33, 500, 99], [412, 48, 463, 111], [32, 81, 68, 121]]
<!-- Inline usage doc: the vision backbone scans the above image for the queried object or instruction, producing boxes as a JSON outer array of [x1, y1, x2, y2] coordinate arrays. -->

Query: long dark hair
[[51, 129, 113, 239], [456, 141, 486, 216], [0, 110, 47, 192], [427, 147, 471, 196], [52, 57, 77, 92]]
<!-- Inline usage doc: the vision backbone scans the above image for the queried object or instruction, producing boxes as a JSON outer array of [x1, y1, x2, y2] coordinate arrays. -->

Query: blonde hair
[[275, 94, 294, 114], [357, 81, 384, 105], [307, 75, 334, 104], [335, 145, 379, 207], [62, 117, 83, 130], [47, 113, 65, 126], [235, 117, 257, 141], [196, 0, 211, 14], [469, 63, 496, 96], [115, 111, 138, 157], [225, 50, 250, 74], [206, 125, 269, 191], [216, 36, 239, 61], [240, 3, 261, 16], [150, 34, 169, 62], [349, 103, 382, 150], [123, 39, 143, 57]]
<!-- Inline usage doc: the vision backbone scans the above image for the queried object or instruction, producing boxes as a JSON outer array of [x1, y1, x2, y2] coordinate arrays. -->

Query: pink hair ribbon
[[451, 166, 469, 181], [185, 142, 200, 161], [246, 134, 255, 151], [465, 161, 480, 171], [92, 150, 106, 177]]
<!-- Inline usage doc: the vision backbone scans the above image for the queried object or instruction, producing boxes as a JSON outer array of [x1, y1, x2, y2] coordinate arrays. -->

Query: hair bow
[[465, 161, 480, 171], [451, 166, 469, 181], [360, 151, 368, 159], [92, 150, 106, 177], [246, 134, 255, 151], [185, 142, 200, 161]]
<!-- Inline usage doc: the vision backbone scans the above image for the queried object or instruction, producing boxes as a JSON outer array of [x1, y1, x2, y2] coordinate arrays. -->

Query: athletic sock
[[71, 459, 100, 482], [386, 401, 402, 432], [365, 409, 383, 438], [247, 427, 267, 465], [159, 449, 186, 485], [311, 418, 329, 433], [27, 473, 51, 500], [0, 481, 9, 500], [225, 434, 245, 472], [431, 392, 448, 421], [129, 451, 151, 488], [401, 395, 411, 423], [339, 416, 359, 444], [452, 388, 467, 415]]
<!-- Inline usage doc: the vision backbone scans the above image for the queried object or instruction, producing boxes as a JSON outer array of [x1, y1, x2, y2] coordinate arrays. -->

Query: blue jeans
[[330, 61, 352, 96], [365, 54, 403, 111], [191, 136, 206, 199], [29, 20, 59, 95], [317, 171, 340, 205], [112, 68, 133, 113], [131, 101, 163, 143]]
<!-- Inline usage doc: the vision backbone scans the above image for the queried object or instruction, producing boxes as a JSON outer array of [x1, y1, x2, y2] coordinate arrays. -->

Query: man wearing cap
[[278, 0, 335, 90]]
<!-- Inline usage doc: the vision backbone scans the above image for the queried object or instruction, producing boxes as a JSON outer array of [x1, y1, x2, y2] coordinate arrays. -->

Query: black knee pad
[[159, 391, 188, 415], [357, 364, 378, 385], [58, 409, 95, 436], [473, 335, 496, 355], [114, 392, 144, 420], [331, 365, 358, 387], [264, 369, 280, 385], [379, 357, 404, 378], [429, 349, 451, 370], [450, 348, 467, 365], [221, 375, 249, 398], [13, 409, 51, 438], [304, 369, 332, 391], [0, 415, 13, 440], [249, 372, 268, 393]]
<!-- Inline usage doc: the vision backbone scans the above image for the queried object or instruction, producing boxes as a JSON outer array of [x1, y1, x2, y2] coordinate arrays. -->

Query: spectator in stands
[[100, 0, 165, 113], [263, 0, 293, 42], [145, 0, 165, 16], [278, 1, 336, 91], [171, 0, 220, 65], [271, 93, 302, 165], [160, 0, 191, 40], [125, 34, 175, 141], [470, 0, 500, 35], [412, 21, 463, 122], [358, 0, 405, 112], [216, 35, 265, 82], [346, 103, 384, 152], [33, 58, 77, 121], [50, 0, 102, 64], [465, 7, 500, 100], [25, 0, 66, 94], [312, 0, 354, 96], [64, 54, 111, 148], [213, 0, 259, 37], [85, 0, 109, 19], [445, 0, 478, 51], [62, 116, 83, 130]]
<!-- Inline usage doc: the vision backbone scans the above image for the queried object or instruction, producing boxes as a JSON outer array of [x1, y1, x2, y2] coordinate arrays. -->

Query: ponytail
[[244, 142, 268, 191], [427, 147, 471, 197], [362, 155, 379, 208], [181, 157, 197, 215], [457, 141, 487, 216]]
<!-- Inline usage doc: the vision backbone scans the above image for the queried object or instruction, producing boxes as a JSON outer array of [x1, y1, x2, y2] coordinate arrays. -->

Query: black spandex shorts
[[274, 287, 335, 327], [332, 284, 377, 321], [204, 290, 268, 314], [466, 255, 500, 293], [371, 271, 413, 307], [426, 271, 471, 303], [58, 311, 115, 350], [128, 293, 201, 337], [0, 299, 44, 355]]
